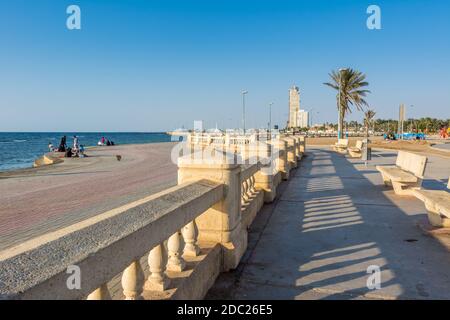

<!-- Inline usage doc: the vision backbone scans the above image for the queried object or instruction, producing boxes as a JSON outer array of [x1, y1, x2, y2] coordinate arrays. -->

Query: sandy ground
[[305, 136, 383, 146], [306, 136, 450, 159], [370, 140, 450, 158], [0, 142, 178, 251]]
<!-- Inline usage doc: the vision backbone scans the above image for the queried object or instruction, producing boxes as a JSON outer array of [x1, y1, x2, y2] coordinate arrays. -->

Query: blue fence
[[384, 133, 426, 140]]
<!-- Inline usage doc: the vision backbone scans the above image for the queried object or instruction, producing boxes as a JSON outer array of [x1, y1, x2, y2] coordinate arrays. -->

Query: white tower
[[288, 86, 300, 128]]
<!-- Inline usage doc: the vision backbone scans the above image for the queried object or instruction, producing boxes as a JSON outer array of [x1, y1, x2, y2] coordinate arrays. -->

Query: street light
[[267, 102, 273, 140], [308, 108, 314, 128], [268, 102, 273, 135], [410, 105, 414, 132], [241, 90, 248, 134]]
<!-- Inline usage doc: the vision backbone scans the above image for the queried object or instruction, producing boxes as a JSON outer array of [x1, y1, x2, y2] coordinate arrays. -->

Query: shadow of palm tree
[[208, 147, 450, 300]]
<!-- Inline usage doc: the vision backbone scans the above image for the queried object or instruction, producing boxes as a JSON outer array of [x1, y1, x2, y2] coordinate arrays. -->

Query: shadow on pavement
[[207, 148, 450, 300]]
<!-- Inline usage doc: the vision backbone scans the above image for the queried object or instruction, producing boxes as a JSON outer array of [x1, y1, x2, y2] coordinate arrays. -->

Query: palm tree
[[324, 68, 371, 138], [364, 109, 376, 138]]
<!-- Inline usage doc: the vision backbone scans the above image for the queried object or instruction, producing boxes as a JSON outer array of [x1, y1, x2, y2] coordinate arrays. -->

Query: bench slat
[[376, 166, 418, 183], [413, 190, 450, 218], [396, 151, 427, 178]]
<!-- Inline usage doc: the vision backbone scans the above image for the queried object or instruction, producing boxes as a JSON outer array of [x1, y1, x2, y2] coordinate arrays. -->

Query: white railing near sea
[[0, 133, 305, 300]]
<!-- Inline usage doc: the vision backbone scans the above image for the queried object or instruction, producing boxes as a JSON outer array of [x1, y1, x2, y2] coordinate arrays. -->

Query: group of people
[[384, 132, 397, 141], [384, 132, 427, 141], [439, 126, 450, 139], [98, 136, 115, 146], [47, 134, 118, 158], [48, 135, 85, 158]]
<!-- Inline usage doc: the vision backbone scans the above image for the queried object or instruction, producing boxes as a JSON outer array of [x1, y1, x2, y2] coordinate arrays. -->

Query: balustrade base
[[144, 278, 169, 292], [142, 243, 222, 300], [183, 246, 201, 257], [166, 262, 186, 273]]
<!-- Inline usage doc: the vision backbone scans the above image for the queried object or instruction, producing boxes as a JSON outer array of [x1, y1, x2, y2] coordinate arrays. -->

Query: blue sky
[[0, 0, 449, 131]]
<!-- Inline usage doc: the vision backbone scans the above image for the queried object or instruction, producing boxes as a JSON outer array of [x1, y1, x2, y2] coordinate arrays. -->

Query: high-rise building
[[297, 110, 309, 128], [288, 86, 300, 128]]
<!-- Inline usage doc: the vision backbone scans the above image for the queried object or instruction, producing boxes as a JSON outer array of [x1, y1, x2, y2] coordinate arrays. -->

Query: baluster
[[121, 260, 144, 300], [248, 176, 253, 193], [167, 231, 186, 272], [241, 181, 246, 206], [250, 175, 256, 193], [246, 178, 253, 198], [242, 179, 249, 201], [145, 244, 169, 291], [247, 178, 251, 196], [182, 220, 200, 257], [87, 283, 111, 300]]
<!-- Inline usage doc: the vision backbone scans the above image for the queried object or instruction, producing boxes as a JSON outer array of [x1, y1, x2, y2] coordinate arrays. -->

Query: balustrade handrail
[[0, 179, 224, 300], [189, 133, 259, 146]]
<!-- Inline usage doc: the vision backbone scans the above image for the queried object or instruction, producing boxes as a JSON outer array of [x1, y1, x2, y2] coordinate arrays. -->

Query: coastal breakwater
[[33, 153, 64, 168], [0, 133, 305, 300]]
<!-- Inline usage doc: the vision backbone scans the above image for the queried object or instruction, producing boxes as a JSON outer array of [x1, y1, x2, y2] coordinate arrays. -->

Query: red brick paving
[[0, 142, 177, 250]]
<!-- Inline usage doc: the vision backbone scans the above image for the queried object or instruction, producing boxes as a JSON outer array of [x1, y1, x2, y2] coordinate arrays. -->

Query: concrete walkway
[[433, 143, 450, 151], [208, 147, 450, 300]]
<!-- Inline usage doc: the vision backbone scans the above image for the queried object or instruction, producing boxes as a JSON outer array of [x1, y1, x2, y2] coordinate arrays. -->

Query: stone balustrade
[[0, 133, 304, 300], [269, 138, 289, 180], [0, 180, 223, 300], [240, 164, 265, 228]]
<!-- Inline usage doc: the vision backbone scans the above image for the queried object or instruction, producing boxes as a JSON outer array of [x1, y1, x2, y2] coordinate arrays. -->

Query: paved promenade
[[208, 147, 450, 299], [434, 143, 450, 151], [0, 143, 177, 251]]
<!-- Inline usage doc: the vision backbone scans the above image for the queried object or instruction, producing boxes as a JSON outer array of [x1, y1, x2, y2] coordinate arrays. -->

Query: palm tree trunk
[[338, 107, 345, 139]]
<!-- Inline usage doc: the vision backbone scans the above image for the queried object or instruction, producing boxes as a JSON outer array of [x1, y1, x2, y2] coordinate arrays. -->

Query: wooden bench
[[333, 139, 349, 154], [348, 140, 363, 158], [376, 151, 427, 195], [413, 177, 450, 227]]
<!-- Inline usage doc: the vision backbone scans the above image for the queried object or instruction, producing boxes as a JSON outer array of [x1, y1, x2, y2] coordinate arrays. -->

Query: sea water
[[0, 132, 172, 171]]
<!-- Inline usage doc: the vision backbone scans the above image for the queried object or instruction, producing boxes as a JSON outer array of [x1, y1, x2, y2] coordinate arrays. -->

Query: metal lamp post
[[309, 108, 314, 128], [268, 102, 273, 139], [315, 111, 319, 129], [241, 90, 248, 134]]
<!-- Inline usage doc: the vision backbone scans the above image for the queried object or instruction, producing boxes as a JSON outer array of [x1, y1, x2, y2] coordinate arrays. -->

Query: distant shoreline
[[0, 141, 177, 177], [0, 132, 174, 173]]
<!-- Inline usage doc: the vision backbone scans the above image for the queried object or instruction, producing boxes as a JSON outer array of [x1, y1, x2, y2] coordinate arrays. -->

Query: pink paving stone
[[0, 142, 178, 250]]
